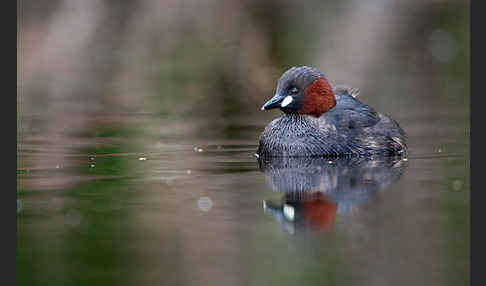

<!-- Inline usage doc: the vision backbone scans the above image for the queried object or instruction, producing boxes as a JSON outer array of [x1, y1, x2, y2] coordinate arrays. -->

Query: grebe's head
[[261, 66, 336, 117]]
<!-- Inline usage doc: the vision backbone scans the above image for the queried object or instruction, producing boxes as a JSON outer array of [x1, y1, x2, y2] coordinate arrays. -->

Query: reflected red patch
[[300, 77, 336, 117], [302, 196, 337, 232]]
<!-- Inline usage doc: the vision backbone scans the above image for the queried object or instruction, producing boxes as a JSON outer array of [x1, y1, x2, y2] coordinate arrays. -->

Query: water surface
[[18, 110, 469, 286]]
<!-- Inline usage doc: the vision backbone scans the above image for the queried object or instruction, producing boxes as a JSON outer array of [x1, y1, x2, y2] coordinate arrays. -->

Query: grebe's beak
[[261, 93, 288, 110]]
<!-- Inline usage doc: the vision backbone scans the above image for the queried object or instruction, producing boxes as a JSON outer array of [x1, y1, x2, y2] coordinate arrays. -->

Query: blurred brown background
[[18, 0, 469, 153]]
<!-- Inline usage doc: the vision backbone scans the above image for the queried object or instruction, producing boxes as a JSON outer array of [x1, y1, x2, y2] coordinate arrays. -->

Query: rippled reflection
[[259, 156, 407, 233]]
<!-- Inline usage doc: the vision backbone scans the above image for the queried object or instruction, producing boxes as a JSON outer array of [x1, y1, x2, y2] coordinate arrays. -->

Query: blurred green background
[[17, 0, 469, 285]]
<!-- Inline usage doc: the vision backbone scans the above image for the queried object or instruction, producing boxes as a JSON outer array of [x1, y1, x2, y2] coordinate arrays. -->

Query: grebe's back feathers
[[323, 88, 379, 129], [333, 86, 360, 98]]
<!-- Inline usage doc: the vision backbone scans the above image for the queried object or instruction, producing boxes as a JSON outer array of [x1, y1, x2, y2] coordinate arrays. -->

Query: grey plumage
[[257, 88, 407, 157]]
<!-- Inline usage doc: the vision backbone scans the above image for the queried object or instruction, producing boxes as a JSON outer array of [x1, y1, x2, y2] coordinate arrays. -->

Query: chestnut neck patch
[[299, 77, 336, 117]]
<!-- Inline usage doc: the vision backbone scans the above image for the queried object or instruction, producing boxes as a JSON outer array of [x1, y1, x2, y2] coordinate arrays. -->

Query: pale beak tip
[[261, 106, 266, 111]]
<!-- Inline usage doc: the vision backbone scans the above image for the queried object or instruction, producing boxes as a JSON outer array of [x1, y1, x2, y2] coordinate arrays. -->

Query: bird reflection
[[258, 156, 407, 234]]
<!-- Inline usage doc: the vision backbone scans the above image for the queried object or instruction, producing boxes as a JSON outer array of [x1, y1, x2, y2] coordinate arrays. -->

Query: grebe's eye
[[290, 87, 299, 94]]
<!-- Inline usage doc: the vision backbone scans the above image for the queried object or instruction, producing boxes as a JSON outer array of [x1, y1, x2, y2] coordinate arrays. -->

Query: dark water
[[17, 111, 469, 286], [18, 0, 469, 285]]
